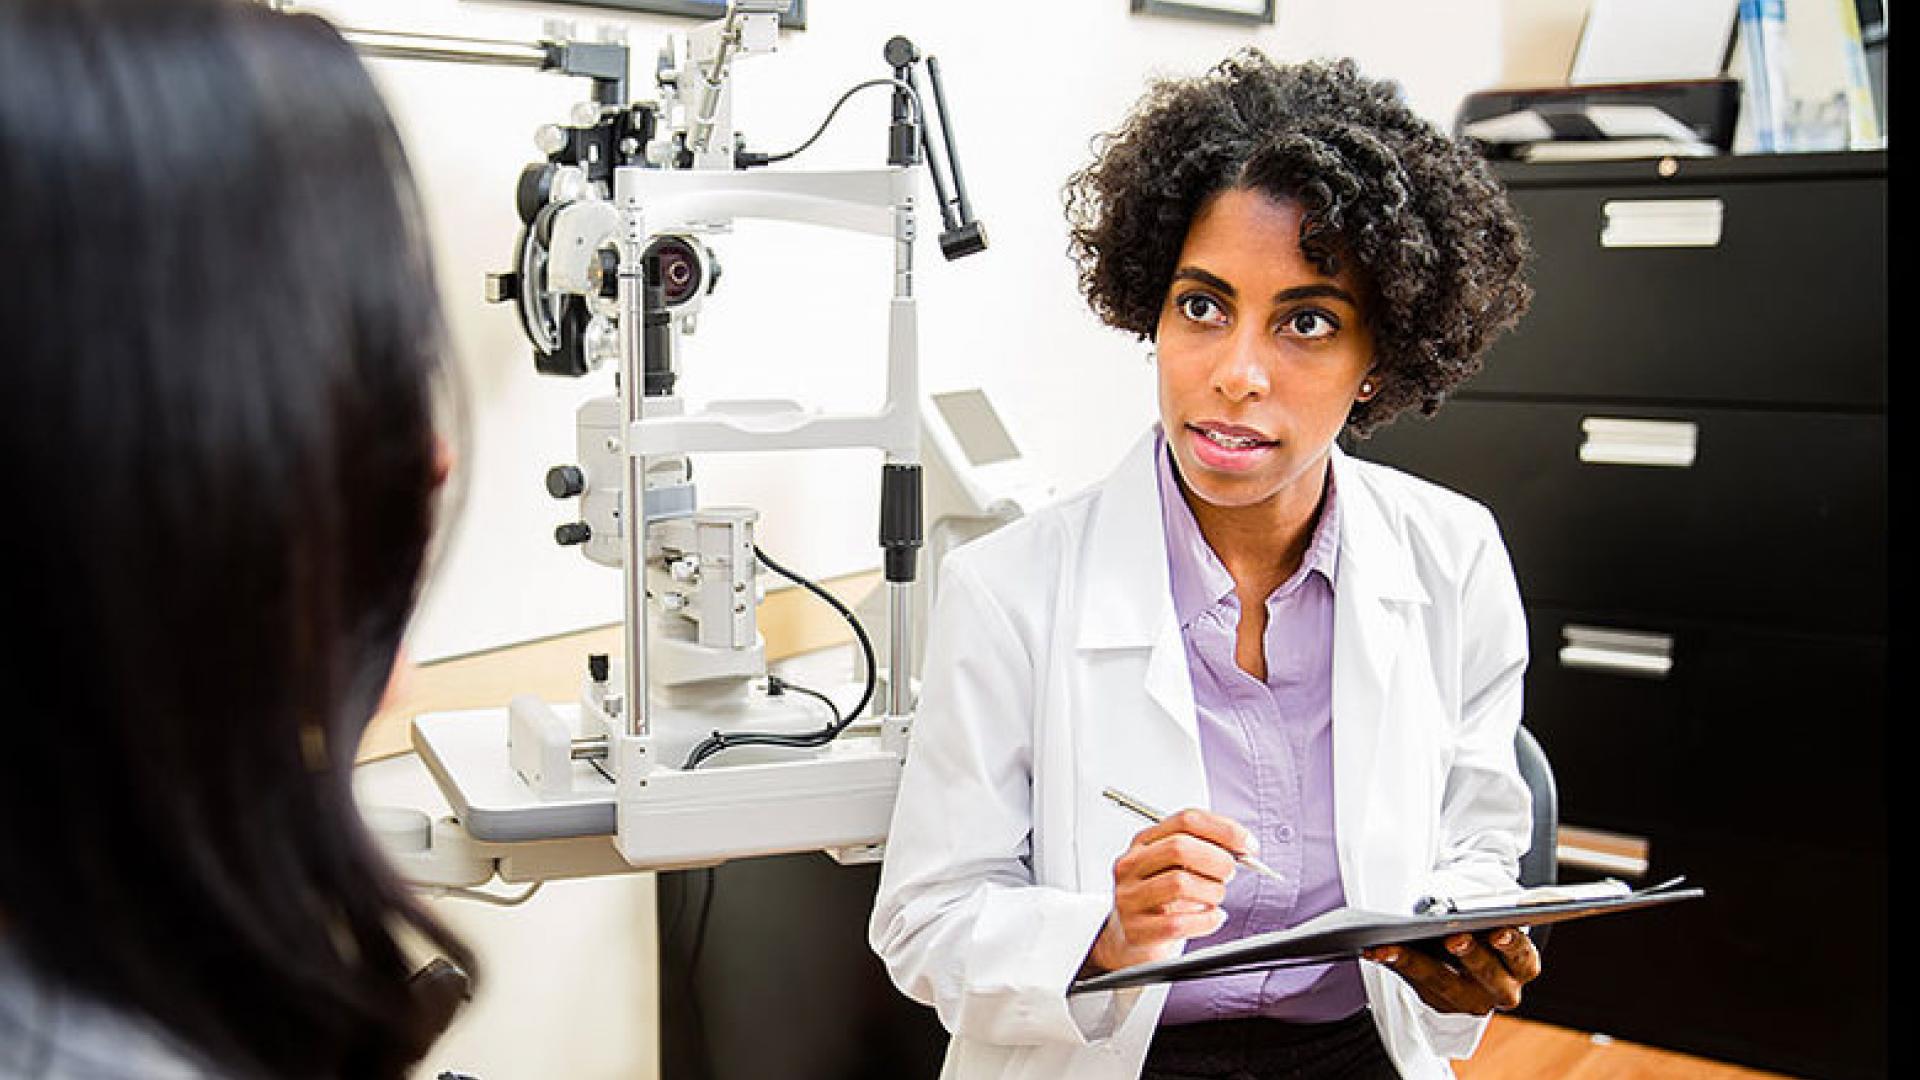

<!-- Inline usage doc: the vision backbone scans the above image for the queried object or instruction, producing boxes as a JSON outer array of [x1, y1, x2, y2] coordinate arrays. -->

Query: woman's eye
[[1178, 294, 1227, 325], [1283, 310, 1338, 339]]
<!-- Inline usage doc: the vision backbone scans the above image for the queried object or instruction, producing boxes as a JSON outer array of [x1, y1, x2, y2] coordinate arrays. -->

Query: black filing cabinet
[[1357, 152, 1887, 1078]]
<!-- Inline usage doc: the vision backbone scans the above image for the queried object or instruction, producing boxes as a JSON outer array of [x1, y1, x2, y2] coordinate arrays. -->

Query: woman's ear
[[432, 435, 454, 490], [377, 645, 418, 719], [1356, 365, 1382, 402]]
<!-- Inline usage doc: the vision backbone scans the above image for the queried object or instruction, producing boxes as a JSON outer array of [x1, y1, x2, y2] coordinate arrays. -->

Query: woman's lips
[[1185, 422, 1277, 472]]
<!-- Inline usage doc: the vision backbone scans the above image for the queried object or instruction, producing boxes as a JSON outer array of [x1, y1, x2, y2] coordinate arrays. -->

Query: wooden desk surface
[[1459, 1016, 1792, 1080]]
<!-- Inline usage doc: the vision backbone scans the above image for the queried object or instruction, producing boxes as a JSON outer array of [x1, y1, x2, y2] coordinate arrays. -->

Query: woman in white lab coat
[[871, 55, 1537, 1079]]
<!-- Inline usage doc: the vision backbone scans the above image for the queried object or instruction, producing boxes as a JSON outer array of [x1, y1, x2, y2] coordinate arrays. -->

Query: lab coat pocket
[[1065, 648, 1206, 894]]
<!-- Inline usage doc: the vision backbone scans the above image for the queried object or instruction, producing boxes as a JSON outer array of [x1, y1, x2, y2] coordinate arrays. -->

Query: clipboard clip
[[1412, 875, 1686, 916]]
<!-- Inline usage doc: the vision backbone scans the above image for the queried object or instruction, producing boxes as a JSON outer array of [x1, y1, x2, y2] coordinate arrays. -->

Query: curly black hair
[[1065, 52, 1531, 436]]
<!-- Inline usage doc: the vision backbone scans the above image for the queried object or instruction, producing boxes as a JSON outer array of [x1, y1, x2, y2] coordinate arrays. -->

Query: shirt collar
[[1154, 426, 1342, 631]]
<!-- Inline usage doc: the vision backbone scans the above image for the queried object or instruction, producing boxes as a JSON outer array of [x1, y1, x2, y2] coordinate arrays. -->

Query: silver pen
[[1101, 786, 1286, 884]]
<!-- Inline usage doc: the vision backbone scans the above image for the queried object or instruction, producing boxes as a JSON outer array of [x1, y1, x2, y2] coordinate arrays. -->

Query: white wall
[[302, 0, 1502, 661]]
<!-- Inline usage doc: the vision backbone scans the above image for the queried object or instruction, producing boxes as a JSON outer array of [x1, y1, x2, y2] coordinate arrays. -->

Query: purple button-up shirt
[[1155, 435, 1368, 1026]]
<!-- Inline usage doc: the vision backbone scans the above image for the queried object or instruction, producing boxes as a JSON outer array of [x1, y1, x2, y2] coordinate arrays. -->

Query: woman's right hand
[[1082, 808, 1255, 975]]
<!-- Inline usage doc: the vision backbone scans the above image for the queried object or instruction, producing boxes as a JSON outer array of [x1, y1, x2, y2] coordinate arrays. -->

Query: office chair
[[1515, 725, 1558, 889], [1514, 724, 1558, 954]]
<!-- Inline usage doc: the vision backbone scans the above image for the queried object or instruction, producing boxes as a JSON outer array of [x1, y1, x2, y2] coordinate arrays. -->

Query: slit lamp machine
[[336, 1, 1054, 890]]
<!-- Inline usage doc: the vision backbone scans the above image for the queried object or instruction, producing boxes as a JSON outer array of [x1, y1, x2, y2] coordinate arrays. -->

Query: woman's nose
[[1211, 330, 1270, 402]]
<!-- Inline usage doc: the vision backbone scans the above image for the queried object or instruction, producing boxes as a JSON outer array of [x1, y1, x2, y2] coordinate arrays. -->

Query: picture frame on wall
[[1130, 0, 1273, 25], [541, 0, 807, 29]]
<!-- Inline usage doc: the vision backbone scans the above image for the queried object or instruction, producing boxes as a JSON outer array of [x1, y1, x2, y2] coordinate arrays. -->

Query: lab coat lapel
[[1076, 431, 1199, 747], [1329, 447, 1429, 902], [1070, 432, 1204, 896]]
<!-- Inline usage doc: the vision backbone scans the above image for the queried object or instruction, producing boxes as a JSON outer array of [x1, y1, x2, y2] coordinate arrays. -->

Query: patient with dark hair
[[0, 0, 472, 1076]]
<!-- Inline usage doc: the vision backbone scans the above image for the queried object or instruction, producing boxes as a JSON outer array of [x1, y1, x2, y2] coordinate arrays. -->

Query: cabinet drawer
[[1355, 400, 1886, 634], [1518, 607, 1885, 851], [1473, 178, 1886, 408], [1522, 829, 1886, 1079], [1516, 605, 1887, 1077]]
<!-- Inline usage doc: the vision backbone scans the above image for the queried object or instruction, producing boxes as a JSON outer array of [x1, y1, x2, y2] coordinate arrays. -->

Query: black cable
[[679, 678, 860, 767], [737, 78, 923, 167], [679, 544, 879, 769], [756, 543, 878, 722], [774, 679, 843, 723]]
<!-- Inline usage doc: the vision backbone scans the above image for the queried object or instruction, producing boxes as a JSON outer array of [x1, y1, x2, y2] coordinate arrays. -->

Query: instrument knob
[[546, 465, 587, 499]]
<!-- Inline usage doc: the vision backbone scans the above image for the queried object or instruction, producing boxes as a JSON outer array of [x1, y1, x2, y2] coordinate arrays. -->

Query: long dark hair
[[0, 0, 472, 1075]]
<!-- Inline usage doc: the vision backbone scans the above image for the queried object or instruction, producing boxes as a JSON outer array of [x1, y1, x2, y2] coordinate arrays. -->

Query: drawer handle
[[1600, 198, 1724, 248], [1559, 625, 1673, 679], [1558, 824, 1651, 879], [1579, 417, 1697, 468]]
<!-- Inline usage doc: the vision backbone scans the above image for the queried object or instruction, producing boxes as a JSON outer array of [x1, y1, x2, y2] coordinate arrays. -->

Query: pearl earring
[[1359, 379, 1376, 399]]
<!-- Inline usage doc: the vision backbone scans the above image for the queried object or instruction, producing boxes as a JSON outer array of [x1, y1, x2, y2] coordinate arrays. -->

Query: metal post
[[688, 16, 742, 155], [618, 174, 651, 739], [886, 194, 918, 721], [333, 28, 550, 70], [889, 584, 914, 718]]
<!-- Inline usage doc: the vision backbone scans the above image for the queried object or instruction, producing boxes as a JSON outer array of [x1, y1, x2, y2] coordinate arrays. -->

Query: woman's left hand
[[1363, 927, 1541, 1015]]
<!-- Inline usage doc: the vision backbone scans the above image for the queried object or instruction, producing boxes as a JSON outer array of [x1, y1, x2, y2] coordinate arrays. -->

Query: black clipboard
[[1070, 878, 1704, 995]]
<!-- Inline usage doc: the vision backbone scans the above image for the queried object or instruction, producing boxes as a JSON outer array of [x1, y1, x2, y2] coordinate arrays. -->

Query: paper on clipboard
[[1069, 878, 1704, 996], [1416, 876, 1636, 915]]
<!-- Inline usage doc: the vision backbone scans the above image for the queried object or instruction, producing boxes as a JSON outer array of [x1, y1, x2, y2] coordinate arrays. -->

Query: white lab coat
[[870, 430, 1533, 1079]]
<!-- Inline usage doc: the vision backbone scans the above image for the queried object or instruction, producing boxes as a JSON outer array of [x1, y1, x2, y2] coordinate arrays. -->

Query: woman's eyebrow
[[1170, 267, 1236, 296], [1172, 269, 1357, 309], [1175, 267, 1359, 309], [1273, 283, 1358, 306]]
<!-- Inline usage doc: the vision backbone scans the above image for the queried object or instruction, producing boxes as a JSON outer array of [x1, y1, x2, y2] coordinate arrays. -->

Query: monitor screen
[[933, 390, 1021, 467]]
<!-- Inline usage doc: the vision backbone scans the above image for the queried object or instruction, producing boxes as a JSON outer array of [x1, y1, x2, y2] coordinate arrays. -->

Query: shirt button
[[1275, 825, 1296, 842]]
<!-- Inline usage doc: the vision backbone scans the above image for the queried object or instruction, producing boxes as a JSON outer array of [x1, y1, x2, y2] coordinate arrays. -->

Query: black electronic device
[[1455, 77, 1742, 159]]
